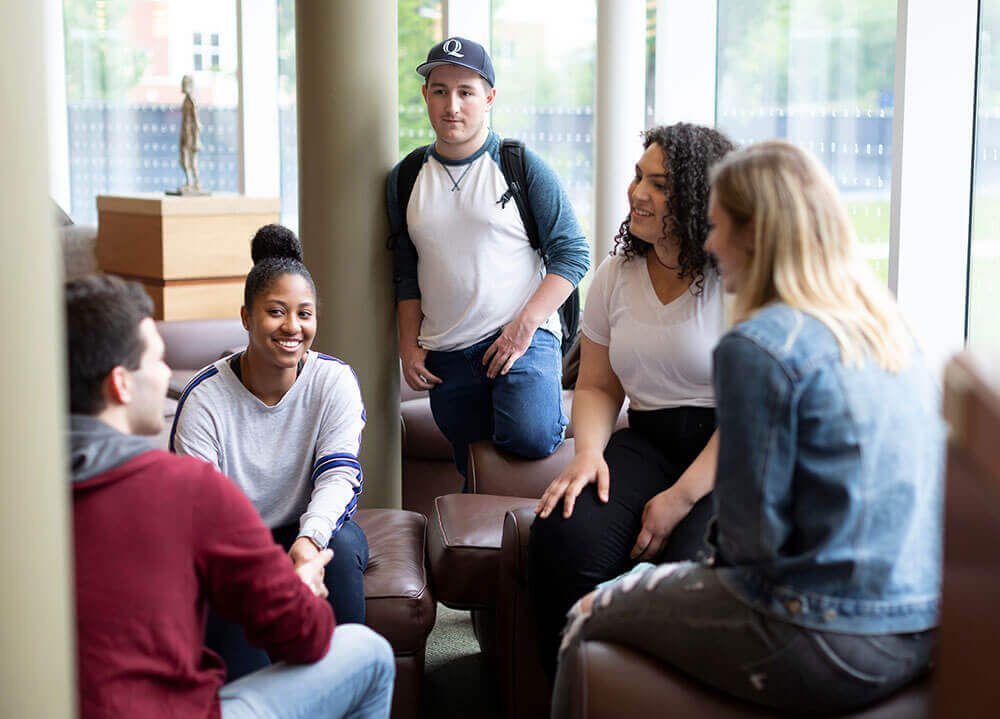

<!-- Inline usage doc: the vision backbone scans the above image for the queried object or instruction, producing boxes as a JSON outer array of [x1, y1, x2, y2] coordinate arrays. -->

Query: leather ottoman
[[427, 493, 538, 658], [428, 494, 539, 610], [355, 509, 437, 719]]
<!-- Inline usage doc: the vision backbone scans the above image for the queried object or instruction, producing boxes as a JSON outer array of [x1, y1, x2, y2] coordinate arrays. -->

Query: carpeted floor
[[422, 605, 505, 718]]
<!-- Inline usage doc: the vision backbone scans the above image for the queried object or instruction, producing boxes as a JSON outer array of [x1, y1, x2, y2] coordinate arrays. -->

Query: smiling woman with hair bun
[[171, 223, 370, 679]]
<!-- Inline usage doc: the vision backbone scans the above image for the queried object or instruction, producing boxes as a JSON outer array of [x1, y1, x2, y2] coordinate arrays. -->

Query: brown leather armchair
[[934, 352, 1000, 717], [400, 392, 465, 519], [569, 641, 929, 719], [400, 387, 579, 519], [355, 509, 437, 719], [560, 350, 1000, 717], [497, 351, 1000, 718]]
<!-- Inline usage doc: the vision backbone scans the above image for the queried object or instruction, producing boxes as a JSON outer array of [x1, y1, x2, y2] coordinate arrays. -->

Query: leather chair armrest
[[505, 505, 536, 580], [428, 494, 536, 609], [498, 506, 550, 719], [400, 397, 453, 460], [468, 439, 576, 498]]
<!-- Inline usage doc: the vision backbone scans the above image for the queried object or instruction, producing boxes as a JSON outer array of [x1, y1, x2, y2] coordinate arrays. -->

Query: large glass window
[[63, 0, 239, 225], [275, 0, 441, 229], [398, 1, 443, 159], [492, 0, 597, 244], [277, 0, 297, 229], [645, 0, 656, 130], [969, 2, 1000, 348], [716, 1, 897, 282]]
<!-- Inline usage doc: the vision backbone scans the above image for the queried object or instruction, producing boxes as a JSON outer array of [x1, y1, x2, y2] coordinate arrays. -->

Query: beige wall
[[0, 3, 77, 717]]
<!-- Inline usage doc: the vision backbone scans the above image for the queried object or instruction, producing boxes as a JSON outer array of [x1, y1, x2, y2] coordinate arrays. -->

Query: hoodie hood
[[69, 415, 155, 482]]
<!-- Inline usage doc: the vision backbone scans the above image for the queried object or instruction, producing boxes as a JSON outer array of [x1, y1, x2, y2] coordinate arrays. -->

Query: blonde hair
[[710, 140, 912, 372]]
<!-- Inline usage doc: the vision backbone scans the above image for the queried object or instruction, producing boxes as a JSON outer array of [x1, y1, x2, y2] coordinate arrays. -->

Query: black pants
[[527, 406, 716, 678], [205, 518, 369, 681]]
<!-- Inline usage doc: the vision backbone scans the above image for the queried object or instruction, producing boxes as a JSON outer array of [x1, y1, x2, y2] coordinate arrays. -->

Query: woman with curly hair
[[527, 123, 734, 675], [550, 140, 941, 717]]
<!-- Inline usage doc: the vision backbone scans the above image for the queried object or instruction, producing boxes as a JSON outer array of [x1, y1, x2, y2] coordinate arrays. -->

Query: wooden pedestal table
[[96, 193, 280, 320]]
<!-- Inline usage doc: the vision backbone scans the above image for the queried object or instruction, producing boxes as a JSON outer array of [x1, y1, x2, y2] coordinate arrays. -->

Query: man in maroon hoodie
[[66, 274, 395, 719]]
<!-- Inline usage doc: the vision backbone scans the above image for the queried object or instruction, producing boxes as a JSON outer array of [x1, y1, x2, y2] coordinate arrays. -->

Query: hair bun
[[250, 224, 303, 264]]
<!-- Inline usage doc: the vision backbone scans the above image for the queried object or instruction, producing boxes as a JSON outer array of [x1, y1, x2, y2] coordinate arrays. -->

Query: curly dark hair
[[612, 123, 734, 294]]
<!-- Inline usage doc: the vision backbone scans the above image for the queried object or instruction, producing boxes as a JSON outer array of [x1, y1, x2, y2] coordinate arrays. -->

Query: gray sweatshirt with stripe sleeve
[[170, 351, 365, 549]]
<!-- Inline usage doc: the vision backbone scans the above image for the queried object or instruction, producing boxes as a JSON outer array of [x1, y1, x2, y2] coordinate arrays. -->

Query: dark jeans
[[527, 406, 717, 678], [425, 328, 567, 478], [552, 562, 935, 718], [205, 518, 369, 681]]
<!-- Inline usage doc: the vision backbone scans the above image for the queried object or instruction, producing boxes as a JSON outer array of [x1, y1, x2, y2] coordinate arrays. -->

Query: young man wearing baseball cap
[[387, 37, 590, 479]]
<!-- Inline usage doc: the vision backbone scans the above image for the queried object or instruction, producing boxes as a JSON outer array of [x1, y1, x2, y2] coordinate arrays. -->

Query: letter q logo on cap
[[442, 38, 464, 58]]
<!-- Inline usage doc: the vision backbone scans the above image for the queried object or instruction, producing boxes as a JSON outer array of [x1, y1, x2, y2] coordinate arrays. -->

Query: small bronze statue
[[169, 75, 209, 196]]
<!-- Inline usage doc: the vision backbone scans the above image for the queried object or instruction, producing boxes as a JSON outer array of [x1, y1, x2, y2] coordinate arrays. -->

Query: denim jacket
[[711, 303, 944, 634]]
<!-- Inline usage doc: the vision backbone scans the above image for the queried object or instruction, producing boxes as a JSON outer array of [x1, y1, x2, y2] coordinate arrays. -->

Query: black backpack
[[389, 139, 581, 356]]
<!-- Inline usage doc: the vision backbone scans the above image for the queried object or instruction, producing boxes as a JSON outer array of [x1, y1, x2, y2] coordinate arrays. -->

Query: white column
[[595, 0, 646, 260], [236, 0, 281, 198], [45, 0, 70, 211], [889, 0, 978, 369], [442, 0, 491, 47], [654, 0, 717, 127], [0, 4, 77, 717]]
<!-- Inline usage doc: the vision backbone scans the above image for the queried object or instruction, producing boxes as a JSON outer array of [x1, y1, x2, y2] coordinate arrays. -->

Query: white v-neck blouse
[[581, 253, 725, 411]]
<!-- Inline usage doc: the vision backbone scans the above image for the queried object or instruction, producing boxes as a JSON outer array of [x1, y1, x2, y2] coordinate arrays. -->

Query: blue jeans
[[425, 328, 567, 478], [206, 519, 370, 681], [220, 623, 395, 719]]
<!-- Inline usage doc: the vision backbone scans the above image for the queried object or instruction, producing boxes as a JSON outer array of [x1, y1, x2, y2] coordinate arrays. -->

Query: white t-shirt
[[406, 149, 561, 351], [581, 253, 725, 411], [170, 351, 365, 549]]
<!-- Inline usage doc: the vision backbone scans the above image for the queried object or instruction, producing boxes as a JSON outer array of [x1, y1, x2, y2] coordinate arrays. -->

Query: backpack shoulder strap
[[388, 144, 429, 249], [500, 138, 580, 356], [499, 139, 541, 253]]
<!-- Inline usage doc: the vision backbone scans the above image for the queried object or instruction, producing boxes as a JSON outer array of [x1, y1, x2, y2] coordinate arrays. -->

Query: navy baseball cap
[[416, 37, 495, 87]]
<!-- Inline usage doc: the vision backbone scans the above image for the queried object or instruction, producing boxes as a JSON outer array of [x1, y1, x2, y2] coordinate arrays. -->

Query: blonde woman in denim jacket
[[551, 141, 944, 717]]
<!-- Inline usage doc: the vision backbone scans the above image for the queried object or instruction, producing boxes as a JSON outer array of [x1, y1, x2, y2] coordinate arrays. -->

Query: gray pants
[[552, 562, 934, 718]]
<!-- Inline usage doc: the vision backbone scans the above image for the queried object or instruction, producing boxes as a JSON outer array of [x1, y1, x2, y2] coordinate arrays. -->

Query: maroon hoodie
[[71, 418, 334, 719]]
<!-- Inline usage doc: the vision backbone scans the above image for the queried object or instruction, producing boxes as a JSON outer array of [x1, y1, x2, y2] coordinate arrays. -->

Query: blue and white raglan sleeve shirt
[[386, 130, 590, 352], [170, 351, 365, 550]]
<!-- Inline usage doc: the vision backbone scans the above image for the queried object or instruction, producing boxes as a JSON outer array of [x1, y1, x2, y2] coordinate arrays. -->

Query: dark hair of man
[[244, 224, 317, 309], [613, 123, 735, 295], [65, 274, 154, 415]]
